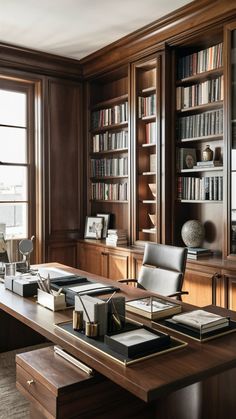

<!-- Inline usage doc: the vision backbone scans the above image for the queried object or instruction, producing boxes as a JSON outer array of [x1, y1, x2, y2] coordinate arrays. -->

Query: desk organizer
[[55, 320, 187, 366], [37, 289, 66, 311]]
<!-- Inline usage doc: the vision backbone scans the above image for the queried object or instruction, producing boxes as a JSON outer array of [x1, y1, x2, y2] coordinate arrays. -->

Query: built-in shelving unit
[[132, 56, 160, 243], [174, 40, 224, 252], [87, 66, 130, 234]]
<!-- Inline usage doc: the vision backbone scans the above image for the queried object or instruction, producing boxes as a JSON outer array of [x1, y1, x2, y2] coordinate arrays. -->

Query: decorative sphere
[[181, 220, 205, 248]]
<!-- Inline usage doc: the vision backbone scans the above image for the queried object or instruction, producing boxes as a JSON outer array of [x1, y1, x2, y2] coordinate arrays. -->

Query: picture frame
[[178, 148, 197, 170], [96, 213, 110, 238], [84, 216, 104, 239]]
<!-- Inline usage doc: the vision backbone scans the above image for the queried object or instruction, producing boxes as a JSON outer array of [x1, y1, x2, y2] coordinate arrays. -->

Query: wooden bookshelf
[[87, 66, 130, 232], [174, 40, 224, 253]]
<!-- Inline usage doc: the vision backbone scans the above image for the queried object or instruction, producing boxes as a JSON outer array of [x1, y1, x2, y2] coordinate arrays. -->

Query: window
[[0, 79, 35, 240]]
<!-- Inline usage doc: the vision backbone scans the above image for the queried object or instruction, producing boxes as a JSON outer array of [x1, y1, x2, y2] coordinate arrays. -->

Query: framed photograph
[[97, 213, 110, 238], [178, 148, 197, 170], [84, 216, 104, 239]]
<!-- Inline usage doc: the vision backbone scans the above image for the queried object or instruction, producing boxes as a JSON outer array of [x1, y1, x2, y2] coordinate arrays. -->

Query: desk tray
[[55, 320, 187, 366], [154, 318, 236, 342]]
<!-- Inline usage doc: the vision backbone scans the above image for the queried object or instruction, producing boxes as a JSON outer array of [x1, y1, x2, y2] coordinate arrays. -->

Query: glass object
[[0, 89, 26, 127], [202, 145, 213, 161], [4, 262, 16, 279], [0, 127, 27, 163]]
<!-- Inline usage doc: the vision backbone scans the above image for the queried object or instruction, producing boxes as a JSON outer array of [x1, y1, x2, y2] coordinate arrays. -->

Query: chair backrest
[[137, 243, 187, 296]]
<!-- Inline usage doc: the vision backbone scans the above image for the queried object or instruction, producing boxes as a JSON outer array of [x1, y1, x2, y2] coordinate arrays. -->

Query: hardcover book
[[125, 296, 182, 320], [171, 309, 229, 334]]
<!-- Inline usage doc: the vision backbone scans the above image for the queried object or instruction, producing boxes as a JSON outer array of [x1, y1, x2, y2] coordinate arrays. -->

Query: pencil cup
[[73, 310, 84, 331], [85, 322, 99, 337]]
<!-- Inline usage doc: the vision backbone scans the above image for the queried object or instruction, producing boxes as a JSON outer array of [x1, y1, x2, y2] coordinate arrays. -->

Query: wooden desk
[[1, 263, 236, 419]]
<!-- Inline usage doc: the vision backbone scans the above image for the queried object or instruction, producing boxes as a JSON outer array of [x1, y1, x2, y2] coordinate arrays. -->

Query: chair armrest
[[167, 291, 189, 298], [117, 279, 137, 284]]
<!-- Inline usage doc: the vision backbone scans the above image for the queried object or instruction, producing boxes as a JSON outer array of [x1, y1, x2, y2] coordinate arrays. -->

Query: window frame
[[0, 77, 36, 244]]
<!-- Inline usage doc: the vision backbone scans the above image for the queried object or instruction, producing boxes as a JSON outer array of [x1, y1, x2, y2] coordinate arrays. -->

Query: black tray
[[55, 320, 187, 366], [154, 318, 236, 342]]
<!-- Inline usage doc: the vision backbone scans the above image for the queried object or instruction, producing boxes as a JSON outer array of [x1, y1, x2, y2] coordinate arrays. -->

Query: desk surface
[[1, 263, 236, 403]]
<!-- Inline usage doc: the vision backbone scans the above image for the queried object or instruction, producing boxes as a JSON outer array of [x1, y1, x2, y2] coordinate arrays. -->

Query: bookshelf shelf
[[141, 86, 156, 94], [91, 200, 128, 204], [142, 200, 156, 204], [90, 94, 128, 111], [141, 171, 156, 176], [179, 166, 223, 173], [91, 175, 128, 180], [179, 134, 223, 143], [141, 143, 156, 148], [177, 101, 223, 114], [141, 228, 157, 234], [176, 67, 223, 86], [90, 148, 128, 156], [140, 115, 156, 121], [177, 199, 223, 204], [91, 121, 128, 134]]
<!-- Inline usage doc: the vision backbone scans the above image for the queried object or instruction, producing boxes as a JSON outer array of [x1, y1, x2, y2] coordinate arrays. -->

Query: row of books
[[177, 109, 223, 140], [91, 182, 128, 201], [177, 176, 223, 201], [138, 94, 156, 118], [92, 102, 128, 129], [106, 229, 128, 246], [177, 42, 223, 79], [91, 157, 128, 177], [145, 122, 156, 144], [176, 75, 224, 110], [92, 130, 128, 152]]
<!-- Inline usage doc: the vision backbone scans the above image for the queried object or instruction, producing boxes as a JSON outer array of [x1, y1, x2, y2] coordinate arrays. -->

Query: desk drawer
[[16, 346, 96, 419], [16, 363, 56, 417]]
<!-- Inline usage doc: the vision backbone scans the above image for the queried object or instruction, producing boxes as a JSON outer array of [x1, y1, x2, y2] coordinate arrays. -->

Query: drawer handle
[[27, 379, 34, 386]]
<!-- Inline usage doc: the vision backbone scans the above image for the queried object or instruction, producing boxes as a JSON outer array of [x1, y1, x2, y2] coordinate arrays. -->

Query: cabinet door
[[131, 252, 143, 279], [182, 268, 219, 307], [224, 273, 236, 310], [106, 250, 130, 280], [77, 243, 104, 276]]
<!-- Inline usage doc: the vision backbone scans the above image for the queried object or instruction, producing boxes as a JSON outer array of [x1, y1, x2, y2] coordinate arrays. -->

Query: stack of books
[[106, 229, 128, 246], [171, 309, 229, 335], [193, 160, 223, 169], [187, 247, 212, 259]]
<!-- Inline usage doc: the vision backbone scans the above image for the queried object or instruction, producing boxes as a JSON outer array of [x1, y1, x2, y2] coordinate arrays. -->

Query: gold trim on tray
[[54, 320, 188, 366], [152, 320, 236, 342]]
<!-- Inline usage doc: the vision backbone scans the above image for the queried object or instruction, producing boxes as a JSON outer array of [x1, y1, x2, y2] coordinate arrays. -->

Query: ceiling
[[0, 0, 192, 61]]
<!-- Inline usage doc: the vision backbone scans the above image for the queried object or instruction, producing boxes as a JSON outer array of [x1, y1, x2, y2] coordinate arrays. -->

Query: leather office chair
[[119, 243, 188, 299]]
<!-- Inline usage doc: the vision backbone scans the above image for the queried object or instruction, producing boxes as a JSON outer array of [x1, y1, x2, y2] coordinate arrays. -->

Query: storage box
[[75, 295, 107, 336], [4, 276, 38, 297], [37, 289, 66, 311], [104, 327, 170, 358]]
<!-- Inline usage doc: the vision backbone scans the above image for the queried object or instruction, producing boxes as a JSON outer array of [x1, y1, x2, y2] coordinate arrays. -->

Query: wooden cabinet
[[77, 240, 130, 280]]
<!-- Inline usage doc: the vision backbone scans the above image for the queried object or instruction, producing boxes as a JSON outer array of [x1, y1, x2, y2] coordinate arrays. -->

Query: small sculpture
[[181, 220, 205, 247]]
